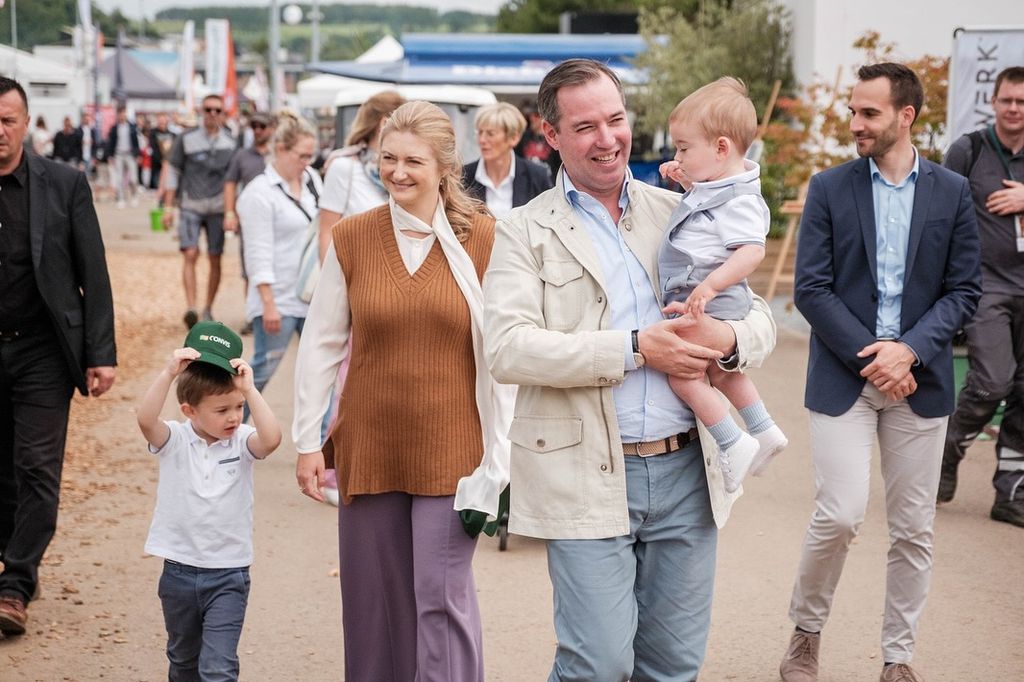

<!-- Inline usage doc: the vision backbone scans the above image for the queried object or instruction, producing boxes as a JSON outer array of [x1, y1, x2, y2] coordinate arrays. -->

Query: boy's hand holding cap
[[184, 321, 244, 375]]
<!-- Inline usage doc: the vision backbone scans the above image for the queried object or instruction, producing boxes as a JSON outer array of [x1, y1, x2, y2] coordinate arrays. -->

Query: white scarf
[[390, 198, 516, 520]]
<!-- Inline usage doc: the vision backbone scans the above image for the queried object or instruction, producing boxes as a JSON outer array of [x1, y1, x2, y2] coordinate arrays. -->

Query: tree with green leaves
[[0, 0, 138, 52], [632, 0, 794, 134], [495, 1, 736, 34]]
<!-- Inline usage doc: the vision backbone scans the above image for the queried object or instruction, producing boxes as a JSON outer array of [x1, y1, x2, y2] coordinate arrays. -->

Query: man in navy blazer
[[779, 64, 981, 682]]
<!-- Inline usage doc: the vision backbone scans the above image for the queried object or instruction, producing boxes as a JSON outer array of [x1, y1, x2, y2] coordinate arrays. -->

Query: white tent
[[298, 36, 406, 112], [355, 35, 403, 64], [1, 44, 87, 125], [297, 73, 382, 112]]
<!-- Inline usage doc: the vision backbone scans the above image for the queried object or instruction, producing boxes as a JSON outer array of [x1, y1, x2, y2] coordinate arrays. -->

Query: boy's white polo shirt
[[145, 420, 258, 568]]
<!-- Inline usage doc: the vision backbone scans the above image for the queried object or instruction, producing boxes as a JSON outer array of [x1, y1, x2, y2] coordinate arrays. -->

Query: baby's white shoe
[[719, 432, 759, 493], [750, 425, 788, 476]]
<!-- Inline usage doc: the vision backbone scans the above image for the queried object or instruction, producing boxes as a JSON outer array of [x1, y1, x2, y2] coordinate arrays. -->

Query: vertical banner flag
[[948, 27, 1024, 141], [180, 20, 195, 113], [77, 0, 91, 27], [113, 27, 127, 105], [205, 19, 238, 117]]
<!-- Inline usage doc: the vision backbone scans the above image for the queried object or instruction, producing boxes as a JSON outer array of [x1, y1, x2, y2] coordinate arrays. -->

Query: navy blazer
[[26, 154, 117, 395], [104, 121, 140, 159], [794, 156, 982, 418], [462, 155, 553, 210]]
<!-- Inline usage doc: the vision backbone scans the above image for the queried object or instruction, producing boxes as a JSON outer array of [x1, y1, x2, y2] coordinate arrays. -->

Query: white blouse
[[319, 154, 388, 217], [237, 164, 324, 322]]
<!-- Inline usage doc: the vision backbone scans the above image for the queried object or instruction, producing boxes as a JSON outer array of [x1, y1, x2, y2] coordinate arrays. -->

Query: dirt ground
[[2, 201, 1021, 681]]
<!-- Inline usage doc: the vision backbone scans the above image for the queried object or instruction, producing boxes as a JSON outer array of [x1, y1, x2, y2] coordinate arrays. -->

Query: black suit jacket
[[26, 153, 117, 395], [462, 155, 553, 210]]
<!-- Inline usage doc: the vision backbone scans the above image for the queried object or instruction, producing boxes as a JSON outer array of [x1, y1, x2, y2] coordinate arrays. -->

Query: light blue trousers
[[546, 441, 717, 682]]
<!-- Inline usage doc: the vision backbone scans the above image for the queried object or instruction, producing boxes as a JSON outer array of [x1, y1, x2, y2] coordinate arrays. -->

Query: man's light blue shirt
[[562, 170, 693, 441], [869, 150, 919, 339]]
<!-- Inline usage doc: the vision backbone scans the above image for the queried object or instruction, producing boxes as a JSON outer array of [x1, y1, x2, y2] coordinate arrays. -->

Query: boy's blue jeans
[[158, 560, 250, 682]]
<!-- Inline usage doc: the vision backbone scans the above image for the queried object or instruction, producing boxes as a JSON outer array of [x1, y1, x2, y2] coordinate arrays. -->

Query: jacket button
[[706, 457, 711, 465], [624, 223, 632, 231], [598, 377, 607, 383], [597, 296, 603, 303], [600, 464, 608, 471], [536, 438, 546, 448]]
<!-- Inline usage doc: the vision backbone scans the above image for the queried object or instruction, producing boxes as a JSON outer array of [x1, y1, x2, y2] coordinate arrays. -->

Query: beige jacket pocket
[[539, 260, 585, 331], [508, 415, 587, 521]]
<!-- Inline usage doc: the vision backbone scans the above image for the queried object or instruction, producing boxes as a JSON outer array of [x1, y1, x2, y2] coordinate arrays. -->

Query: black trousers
[[944, 292, 1024, 499], [0, 330, 74, 602]]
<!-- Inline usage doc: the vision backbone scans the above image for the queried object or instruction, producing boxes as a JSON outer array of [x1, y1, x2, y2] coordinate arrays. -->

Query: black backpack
[[962, 128, 987, 178]]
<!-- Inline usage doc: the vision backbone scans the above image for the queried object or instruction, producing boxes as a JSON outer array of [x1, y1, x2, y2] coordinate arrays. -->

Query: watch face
[[633, 352, 646, 368]]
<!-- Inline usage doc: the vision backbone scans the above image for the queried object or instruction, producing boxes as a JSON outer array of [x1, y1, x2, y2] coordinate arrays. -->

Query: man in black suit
[[0, 77, 117, 637]]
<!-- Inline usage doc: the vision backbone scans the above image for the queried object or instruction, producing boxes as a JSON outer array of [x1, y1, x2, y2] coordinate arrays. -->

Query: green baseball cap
[[184, 321, 243, 375]]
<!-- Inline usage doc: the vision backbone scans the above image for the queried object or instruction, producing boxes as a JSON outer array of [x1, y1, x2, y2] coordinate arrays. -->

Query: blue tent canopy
[[309, 33, 653, 86]]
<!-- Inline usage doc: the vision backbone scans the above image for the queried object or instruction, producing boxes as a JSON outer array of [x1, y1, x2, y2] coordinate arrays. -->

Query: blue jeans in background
[[158, 561, 251, 682], [245, 315, 305, 422]]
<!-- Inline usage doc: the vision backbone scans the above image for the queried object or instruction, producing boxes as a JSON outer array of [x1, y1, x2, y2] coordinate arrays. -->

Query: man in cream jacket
[[483, 60, 776, 681]]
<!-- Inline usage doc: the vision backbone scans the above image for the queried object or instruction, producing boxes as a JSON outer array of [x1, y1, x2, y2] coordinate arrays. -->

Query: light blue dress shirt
[[562, 171, 693, 441], [868, 150, 919, 339]]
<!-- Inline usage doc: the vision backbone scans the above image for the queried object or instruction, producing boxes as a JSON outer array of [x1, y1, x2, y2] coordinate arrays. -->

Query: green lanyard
[[987, 125, 1018, 182]]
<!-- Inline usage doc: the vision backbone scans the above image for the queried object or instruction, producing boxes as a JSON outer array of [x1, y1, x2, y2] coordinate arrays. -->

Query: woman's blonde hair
[[346, 90, 406, 147], [380, 100, 489, 240], [273, 108, 317, 150], [474, 102, 527, 143]]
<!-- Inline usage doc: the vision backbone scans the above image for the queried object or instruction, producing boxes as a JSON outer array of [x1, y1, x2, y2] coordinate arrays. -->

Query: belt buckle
[[0, 330, 19, 342]]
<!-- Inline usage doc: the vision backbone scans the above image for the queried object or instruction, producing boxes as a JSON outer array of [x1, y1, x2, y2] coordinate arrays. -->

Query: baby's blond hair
[[670, 77, 757, 152]]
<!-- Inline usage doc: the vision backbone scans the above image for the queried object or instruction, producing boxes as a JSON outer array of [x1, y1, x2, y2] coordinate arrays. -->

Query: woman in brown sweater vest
[[292, 101, 516, 681]]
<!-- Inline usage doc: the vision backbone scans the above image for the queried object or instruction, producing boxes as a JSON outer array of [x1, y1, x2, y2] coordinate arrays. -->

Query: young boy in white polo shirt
[[657, 77, 787, 493], [137, 321, 281, 681]]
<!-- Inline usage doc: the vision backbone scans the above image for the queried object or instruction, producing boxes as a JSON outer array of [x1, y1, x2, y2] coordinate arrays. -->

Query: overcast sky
[[93, 0, 506, 21]]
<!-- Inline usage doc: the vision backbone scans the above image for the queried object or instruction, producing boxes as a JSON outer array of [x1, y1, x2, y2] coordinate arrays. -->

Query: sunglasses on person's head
[[204, 107, 223, 114], [251, 122, 267, 130]]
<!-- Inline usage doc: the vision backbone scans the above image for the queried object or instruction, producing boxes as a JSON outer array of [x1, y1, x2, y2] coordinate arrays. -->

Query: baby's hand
[[684, 282, 719, 317], [659, 160, 691, 190], [168, 347, 200, 376], [659, 160, 682, 183], [230, 358, 255, 392]]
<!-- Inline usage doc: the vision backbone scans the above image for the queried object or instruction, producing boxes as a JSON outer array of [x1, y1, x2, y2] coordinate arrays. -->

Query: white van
[[299, 76, 496, 163]]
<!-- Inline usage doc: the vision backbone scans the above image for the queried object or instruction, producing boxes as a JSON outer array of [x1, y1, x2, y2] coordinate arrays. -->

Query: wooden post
[[764, 181, 808, 302]]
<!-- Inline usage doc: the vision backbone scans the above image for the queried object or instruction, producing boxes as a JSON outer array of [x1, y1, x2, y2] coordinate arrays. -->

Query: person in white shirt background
[[461, 101, 553, 219], [236, 111, 323, 416]]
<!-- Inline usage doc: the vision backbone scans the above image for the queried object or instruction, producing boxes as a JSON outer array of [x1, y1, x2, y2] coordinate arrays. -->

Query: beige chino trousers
[[788, 383, 947, 663]]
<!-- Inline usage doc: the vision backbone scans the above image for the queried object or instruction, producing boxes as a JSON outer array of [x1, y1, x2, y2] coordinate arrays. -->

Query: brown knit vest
[[323, 205, 495, 503]]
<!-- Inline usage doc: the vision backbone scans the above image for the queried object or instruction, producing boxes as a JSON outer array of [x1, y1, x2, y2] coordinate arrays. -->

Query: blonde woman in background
[[293, 101, 514, 681], [236, 111, 323, 414], [461, 101, 553, 219]]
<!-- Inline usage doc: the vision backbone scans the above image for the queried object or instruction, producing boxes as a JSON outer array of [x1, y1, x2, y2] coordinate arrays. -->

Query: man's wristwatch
[[631, 329, 646, 368]]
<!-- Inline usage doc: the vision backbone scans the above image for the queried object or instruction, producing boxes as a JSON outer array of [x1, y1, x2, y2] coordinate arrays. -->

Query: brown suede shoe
[[880, 663, 924, 681], [779, 629, 820, 681], [0, 596, 27, 636]]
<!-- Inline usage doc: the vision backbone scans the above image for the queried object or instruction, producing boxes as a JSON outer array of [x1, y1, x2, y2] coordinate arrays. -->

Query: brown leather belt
[[622, 428, 699, 457]]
